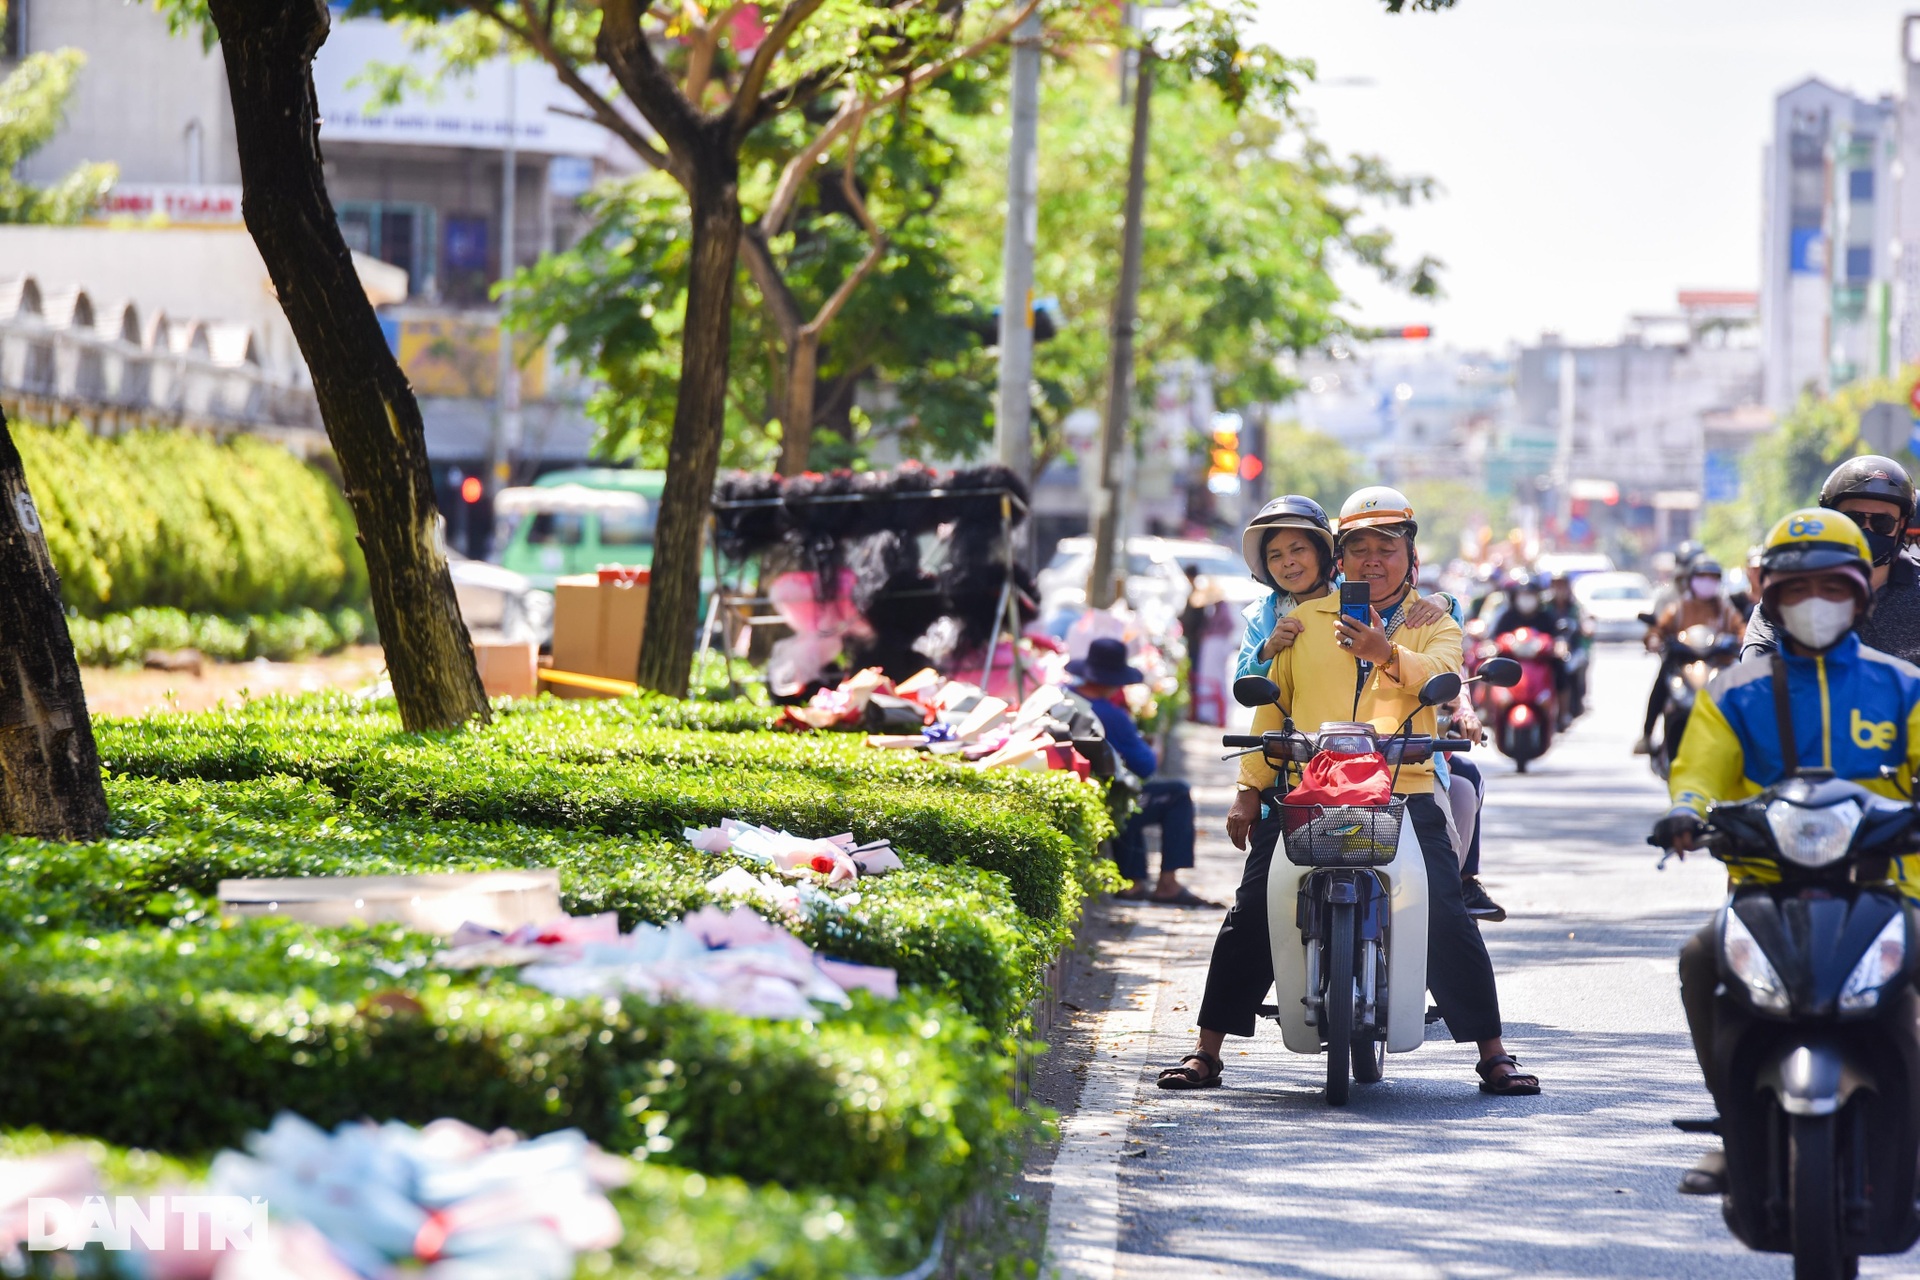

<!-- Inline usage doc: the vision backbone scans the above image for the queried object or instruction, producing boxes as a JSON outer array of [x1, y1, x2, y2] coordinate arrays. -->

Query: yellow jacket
[[1667, 634, 1920, 896], [1238, 592, 1464, 795]]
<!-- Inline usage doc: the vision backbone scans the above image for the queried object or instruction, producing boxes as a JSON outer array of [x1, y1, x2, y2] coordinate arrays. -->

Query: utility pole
[[490, 57, 521, 510], [994, 7, 1042, 488], [1087, 42, 1152, 610], [1551, 346, 1576, 545]]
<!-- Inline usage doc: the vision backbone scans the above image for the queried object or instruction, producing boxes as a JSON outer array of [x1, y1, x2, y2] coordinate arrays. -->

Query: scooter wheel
[[1788, 1112, 1845, 1280], [1323, 902, 1355, 1107]]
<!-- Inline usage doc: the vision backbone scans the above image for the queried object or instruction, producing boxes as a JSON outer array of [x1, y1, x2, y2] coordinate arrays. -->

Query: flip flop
[[1149, 887, 1222, 908], [1113, 884, 1151, 900]]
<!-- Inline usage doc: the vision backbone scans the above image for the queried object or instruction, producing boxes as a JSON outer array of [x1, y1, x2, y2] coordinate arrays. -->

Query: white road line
[[1039, 915, 1168, 1280]]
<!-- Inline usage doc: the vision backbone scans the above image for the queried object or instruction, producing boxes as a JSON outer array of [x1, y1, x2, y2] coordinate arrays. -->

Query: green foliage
[[1258, 419, 1359, 512], [93, 694, 1113, 923], [935, 52, 1441, 468], [0, 917, 1025, 1230], [1, 773, 1045, 1032], [66, 606, 370, 666], [14, 423, 368, 618], [1698, 373, 1912, 567], [0, 49, 118, 224]]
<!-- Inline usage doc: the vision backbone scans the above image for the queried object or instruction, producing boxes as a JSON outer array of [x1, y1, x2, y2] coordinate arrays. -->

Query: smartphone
[[1339, 581, 1372, 628]]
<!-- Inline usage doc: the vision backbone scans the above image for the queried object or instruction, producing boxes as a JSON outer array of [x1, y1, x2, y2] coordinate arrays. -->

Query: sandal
[[1475, 1053, 1540, 1096], [1156, 1049, 1223, 1090], [1149, 887, 1222, 908], [1114, 884, 1151, 900]]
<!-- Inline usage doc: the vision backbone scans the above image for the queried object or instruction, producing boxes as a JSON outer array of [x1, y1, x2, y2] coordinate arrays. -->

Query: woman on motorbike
[[1161, 487, 1539, 1096]]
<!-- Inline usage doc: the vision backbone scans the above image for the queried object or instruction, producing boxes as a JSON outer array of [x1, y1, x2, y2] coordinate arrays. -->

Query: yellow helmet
[[1759, 507, 1872, 602]]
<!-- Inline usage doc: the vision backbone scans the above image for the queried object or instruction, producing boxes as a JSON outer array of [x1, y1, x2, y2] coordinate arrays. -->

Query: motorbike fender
[[1755, 1040, 1873, 1117], [1264, 812, 1431, 1055]]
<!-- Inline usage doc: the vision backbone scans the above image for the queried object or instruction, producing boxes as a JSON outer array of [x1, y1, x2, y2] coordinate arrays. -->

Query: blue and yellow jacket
[[1668, 632, 1920, 896]]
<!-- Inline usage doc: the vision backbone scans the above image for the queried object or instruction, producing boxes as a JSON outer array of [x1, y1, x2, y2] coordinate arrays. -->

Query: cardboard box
[[551, 572, 649, 681], [473, 639, 538, 698], [219, 869, 562, 936]]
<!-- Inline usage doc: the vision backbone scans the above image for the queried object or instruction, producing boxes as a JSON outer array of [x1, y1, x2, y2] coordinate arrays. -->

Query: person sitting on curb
[[1068, 637, 1217, 908]]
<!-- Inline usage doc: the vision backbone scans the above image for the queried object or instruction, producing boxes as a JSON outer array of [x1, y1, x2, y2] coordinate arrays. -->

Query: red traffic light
[[460, 476, 483, 504], [1399, 325, 1431, 340], [1238, 455, 1264, 481]]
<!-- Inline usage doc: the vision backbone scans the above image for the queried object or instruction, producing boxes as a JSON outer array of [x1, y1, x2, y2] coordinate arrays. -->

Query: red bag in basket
[[1284, 751, 1391, 808]]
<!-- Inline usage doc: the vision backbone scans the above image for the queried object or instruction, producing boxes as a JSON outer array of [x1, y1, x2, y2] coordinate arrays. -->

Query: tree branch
[[801, 110, 885, 340], [763, 0, 1042, 217], [468, 0, 675, 174], [762, 95, 859, 235], [684, 2, 744, 107], [729, 0, 828, 135], [597, 0, 705, 168], [740, 224, 803, 342]]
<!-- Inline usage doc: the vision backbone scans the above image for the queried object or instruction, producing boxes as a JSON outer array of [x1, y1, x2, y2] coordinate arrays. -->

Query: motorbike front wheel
[[1323, 901, 1355, 1107], [1789, 1112, 1848, 1280], [1351, 938, 1384, 1084]]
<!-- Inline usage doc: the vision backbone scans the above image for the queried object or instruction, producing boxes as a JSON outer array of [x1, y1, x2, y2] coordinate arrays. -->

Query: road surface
[[1034, 641, 1912, 1279]]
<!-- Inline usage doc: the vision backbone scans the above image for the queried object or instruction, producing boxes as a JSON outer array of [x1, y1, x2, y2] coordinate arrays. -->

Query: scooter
[[1222, 657, 1522, 1106], [1649, 623, 1740, 780], [1476, 628, 1558, 772], [1657, 775, 1920, 1279]]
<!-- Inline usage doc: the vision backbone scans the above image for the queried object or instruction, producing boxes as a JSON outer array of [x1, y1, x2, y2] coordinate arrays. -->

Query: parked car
[[494, 469, 662, 588], [1573, 570, 1656, 641], [1534, 552, 1616, 582], [446, 551, 554, 648], [1037, 536, 1195, 633]]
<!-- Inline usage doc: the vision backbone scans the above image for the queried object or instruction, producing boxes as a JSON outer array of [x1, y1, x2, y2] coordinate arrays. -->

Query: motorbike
[[1222, 657, 1522, 1106], [1649, 623, 1741, 780], [1475, 627, 1559, 772], [1658, 775, 1920, 1279]]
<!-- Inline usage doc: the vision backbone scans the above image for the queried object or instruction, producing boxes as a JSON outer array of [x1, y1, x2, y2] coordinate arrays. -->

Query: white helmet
[[1337, 485, 1418, 541]]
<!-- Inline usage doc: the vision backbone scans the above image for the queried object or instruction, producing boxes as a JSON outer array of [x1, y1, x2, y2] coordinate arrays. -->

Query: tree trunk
[[637, 134, 742, 697], [778, 332, 820, 476], [0, 406, 107, 839], [206, 0, 488, 731]]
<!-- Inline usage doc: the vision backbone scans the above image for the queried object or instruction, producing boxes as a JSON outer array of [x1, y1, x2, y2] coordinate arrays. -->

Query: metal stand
[[697, 484, 1031, 695]]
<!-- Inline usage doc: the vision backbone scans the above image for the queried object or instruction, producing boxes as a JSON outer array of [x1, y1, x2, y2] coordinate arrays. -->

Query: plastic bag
[[1285, 751, 1390, 808]]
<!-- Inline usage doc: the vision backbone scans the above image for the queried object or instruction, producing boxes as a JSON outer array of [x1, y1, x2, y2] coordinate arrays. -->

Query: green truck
[[493, 468, 664, 588]]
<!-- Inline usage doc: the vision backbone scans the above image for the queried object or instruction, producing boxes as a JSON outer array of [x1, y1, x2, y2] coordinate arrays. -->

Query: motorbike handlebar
[[1221, 735, 1264, 748], [1432, 739, 1473, 753]]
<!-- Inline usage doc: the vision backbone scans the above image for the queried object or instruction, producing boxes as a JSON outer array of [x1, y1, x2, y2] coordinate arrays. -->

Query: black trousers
[[1196, 791, 1503, 1042]]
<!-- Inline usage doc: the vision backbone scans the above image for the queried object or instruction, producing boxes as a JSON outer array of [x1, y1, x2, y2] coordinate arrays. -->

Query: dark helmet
[[1820, 454, 1915, 523], [1674, 540, 1705, 572], [1242, 495, 1335, 589], [1688, 558, 1724, 579]]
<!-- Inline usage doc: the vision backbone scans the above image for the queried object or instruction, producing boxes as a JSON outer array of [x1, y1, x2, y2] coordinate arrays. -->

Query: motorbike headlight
[[1722, 910, 1790, 1013], [1839, 913, 1908, 1013], [1510, 634, 1546, 659], [1683, 661, 1712, 690], [1764, 799, 1862, 868]]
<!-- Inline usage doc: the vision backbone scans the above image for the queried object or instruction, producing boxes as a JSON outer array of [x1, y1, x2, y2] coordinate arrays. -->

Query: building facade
[[1761, 78, 1899, 411]]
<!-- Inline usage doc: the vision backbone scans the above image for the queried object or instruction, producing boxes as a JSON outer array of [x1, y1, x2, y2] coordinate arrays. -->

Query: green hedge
[[67, 606, 371, 666], [15, 422, 368, 617], [0, 919, 1023, 1225], [0, 775, 1044, 1033], [94, 698, 1113, 923]]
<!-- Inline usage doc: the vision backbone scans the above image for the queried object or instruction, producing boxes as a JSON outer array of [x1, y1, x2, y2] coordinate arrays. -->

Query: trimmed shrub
[[14, 422, 367, 617], [0, 775, 1045, 1032], [68, 606, 370, 666], [0, 919, 1025, 1218]]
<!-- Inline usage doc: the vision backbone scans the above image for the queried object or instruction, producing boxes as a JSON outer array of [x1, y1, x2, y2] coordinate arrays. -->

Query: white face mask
[[1514, 592, 1540, 613], [1689, 577, 1720, 600], [1778, 596, 1855, 650]]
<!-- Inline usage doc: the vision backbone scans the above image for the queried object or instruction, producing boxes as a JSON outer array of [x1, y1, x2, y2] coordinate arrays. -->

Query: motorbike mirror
[[1636, 611, 1657, 627], [1418, 672, 1463, 707], [1232, 675, 1281, 708], [1477, 657, 1523, 688]]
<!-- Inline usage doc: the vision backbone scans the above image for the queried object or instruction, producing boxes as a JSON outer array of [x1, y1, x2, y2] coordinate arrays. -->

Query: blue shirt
[[1081, 693, 1157, 779]]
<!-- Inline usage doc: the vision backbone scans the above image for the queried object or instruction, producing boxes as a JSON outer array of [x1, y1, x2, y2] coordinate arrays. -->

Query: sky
[[1250, 0, 1920, 352]]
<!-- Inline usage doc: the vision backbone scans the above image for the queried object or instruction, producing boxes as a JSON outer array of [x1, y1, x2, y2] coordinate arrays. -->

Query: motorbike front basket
[[1279, 800, 1405, 867]]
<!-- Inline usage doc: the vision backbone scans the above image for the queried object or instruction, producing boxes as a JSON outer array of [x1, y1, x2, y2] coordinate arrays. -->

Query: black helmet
[[1820, 454, 1915, 523], [1242, 495, 1335, 590], [1688, 558, 1724, 578], [1674, 539, 1705, 571]]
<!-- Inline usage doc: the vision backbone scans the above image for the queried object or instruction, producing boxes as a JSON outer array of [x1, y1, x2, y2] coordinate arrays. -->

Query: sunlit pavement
[[1081, 643, 1913, 1278]]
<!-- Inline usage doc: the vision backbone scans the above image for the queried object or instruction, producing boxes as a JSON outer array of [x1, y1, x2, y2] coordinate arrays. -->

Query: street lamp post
[[994, 8, 1043, 489], [489, 56, 521, 510]]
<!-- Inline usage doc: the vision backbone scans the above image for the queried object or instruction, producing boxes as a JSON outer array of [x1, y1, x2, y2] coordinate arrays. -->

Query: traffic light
[[1207, 424, 1240, 496], [1350, 324, 1434, 341], [461, 475, 483, 504]]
